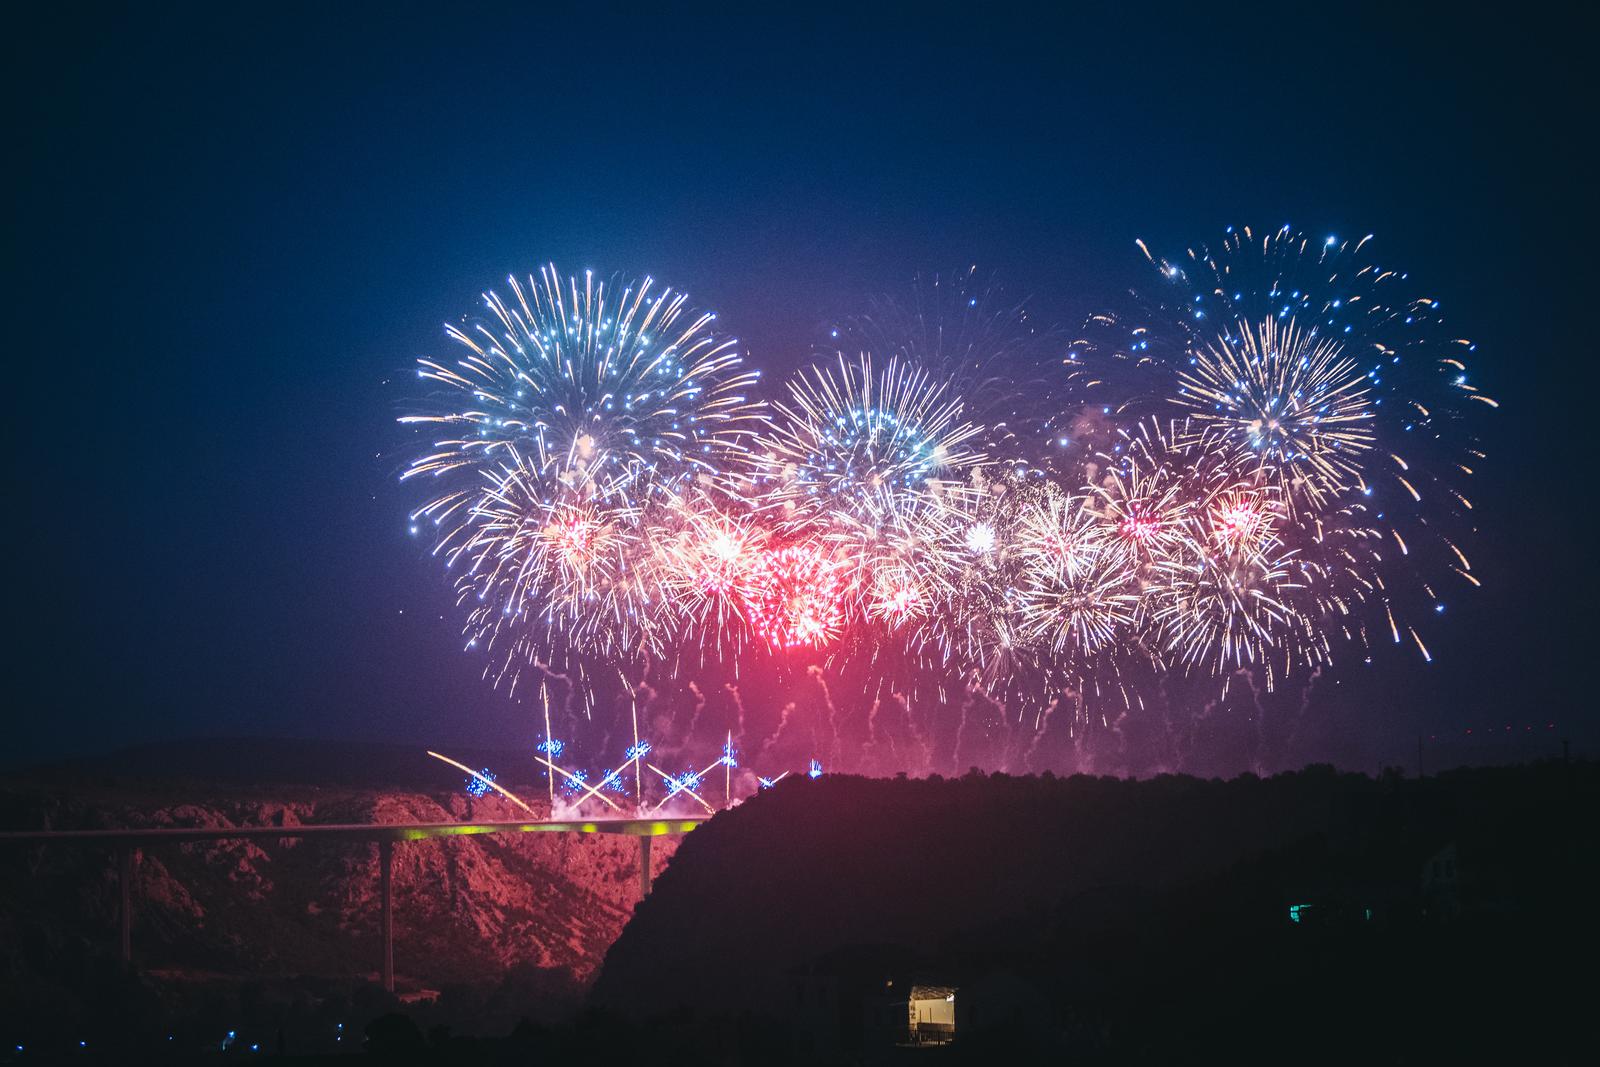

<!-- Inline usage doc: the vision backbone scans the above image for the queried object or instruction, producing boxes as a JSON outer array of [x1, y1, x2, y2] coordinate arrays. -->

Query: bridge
[[0, 816, 706, 992]]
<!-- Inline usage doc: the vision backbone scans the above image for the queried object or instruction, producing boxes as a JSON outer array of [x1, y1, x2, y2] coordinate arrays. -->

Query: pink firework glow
[[741, 544, 848, 649]]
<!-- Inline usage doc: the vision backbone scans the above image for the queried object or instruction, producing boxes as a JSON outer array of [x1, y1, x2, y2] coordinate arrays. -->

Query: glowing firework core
[[698, 529, 750, 594], [1120, 513, 1161, 544], [547, 514, 601, 569], [965, 522, 997, 555], [874, 577, 923, 623]]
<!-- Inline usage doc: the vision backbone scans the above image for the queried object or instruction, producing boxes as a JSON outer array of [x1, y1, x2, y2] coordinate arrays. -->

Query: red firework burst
[[741, 544, 846, 648], [1119, 512, 1162, 545], [545, 512, 601, 569]]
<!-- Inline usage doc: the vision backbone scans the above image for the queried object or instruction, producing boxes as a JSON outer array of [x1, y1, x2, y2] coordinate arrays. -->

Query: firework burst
[[740, 542, 848, 650], [649, 488, 769, 660], [827, 484, 970, 632], [934, 470, 1068, 691], [750, 354, 987, 530], [405, 265, 762, 502], [1073, 226, 1494, 664], [1173, 316, 1375, 510], [820, 268, 1072, 468], [1147, 476, 1310, 684], [401, 266, 762, 694], [403, 238, 1493, 753], [443, 454, 657, 687], [1014, 490, 1140, 659], [1085, 421, 1203, 575]]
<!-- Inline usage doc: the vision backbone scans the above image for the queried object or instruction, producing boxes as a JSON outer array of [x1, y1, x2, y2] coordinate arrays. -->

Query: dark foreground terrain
[[591, 759, 1596, 1063], [3, 754, 1595, 1063]]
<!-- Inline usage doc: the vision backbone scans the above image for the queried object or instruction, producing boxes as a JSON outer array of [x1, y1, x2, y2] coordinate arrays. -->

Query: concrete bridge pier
[[379, 839, 395, 993], [118, 843, 133, 968]]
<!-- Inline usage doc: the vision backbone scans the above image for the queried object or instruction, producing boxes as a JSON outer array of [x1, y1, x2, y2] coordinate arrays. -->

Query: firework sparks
[[533, 754, 624, 812], [650, 489, 769, 657], [646, 763, 716, 813], [1014, 492, 1140, 658], [821, 268, 1073, 468], [751, 354, 987, 530], [402, 266, 763, 696], [827, 483, 971, 635], [1174, 316, 1374, 510], [1128, 225, 1494, 661], [741, 542, 848, 649], [1086, 421, 1201, 577], [1149, 531, 1305, 681], [405, 238, 1493, 749]]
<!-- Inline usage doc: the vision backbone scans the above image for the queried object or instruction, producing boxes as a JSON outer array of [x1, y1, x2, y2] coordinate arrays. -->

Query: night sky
[[12, 6, 1589, 767]]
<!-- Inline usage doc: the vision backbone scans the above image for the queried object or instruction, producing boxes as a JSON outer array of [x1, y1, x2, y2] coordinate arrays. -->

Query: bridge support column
[[639, 834, 652, 898], [117, 844, 133, 968], [379, 839, 394, 993]]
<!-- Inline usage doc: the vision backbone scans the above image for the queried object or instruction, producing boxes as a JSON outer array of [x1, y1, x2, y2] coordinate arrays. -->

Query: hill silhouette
[[593, 762, 1597, 1061]]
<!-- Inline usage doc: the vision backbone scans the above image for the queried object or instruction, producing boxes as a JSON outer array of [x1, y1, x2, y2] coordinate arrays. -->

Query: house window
[[907, 986, 957, 1044]]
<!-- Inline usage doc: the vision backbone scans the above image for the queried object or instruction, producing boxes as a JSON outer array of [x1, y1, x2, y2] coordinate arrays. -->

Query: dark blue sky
[[13, 5, 1588, 765]]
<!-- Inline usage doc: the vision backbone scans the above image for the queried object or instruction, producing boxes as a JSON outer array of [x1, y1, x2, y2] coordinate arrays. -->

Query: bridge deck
[[0, 817, 706, 846]]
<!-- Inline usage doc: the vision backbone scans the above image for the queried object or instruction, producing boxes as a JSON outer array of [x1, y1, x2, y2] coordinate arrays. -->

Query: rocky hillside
[[0, 770, 679, 1032]]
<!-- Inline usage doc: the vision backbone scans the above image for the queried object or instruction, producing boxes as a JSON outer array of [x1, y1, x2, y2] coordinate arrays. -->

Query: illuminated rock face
[[0, 784, 679, 995]]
